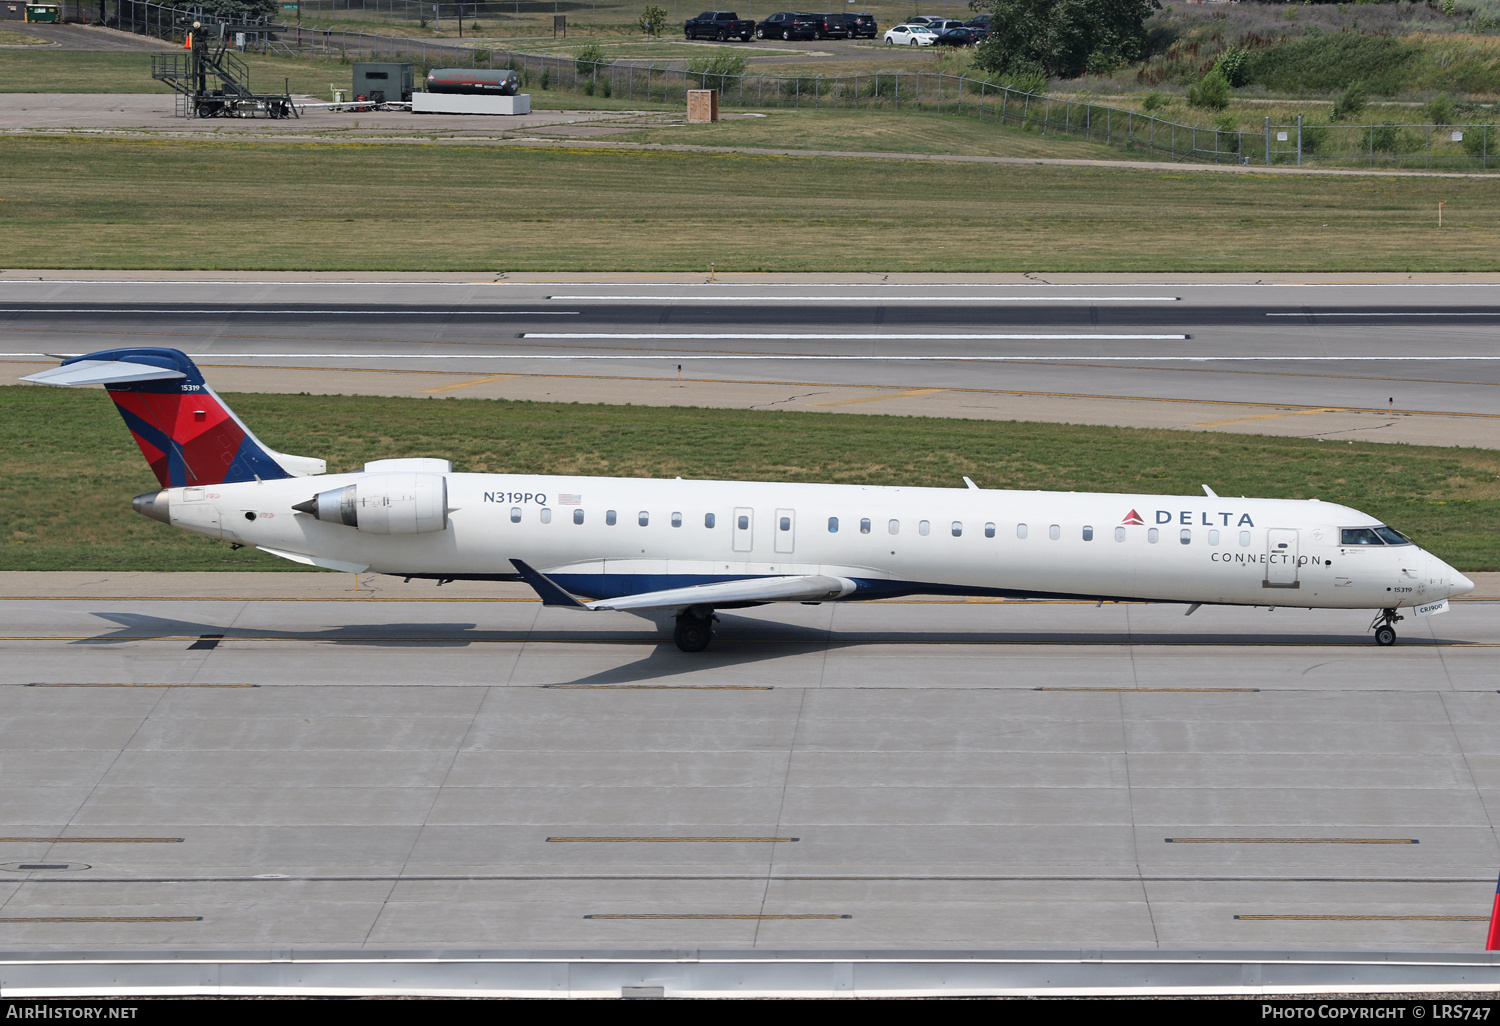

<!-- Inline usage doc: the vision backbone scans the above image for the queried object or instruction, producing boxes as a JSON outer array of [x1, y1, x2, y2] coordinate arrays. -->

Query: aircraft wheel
[[674, 614, 714, 653], [1375, 625, 1397, 647]]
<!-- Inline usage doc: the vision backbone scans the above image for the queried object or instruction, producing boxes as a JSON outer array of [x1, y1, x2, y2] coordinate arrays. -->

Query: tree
[[168, 0, 280, 22], [971, 0, 1161, 79], [639, 5, 669, 37]]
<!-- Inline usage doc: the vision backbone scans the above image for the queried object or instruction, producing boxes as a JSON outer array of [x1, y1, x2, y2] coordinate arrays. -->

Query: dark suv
[[806, 12, 852, 38], [755, 11, 820, 39], [848, 12, 877, 38]]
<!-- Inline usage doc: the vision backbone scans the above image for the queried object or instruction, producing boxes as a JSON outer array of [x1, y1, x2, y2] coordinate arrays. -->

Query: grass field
[[0, 29, 53, 45], [5, 387, 1498, 573], [2, 135, 1499, 272]]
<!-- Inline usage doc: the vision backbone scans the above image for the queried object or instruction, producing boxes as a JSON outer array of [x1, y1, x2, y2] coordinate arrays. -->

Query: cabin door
[[1264, 528, 1299, 588]]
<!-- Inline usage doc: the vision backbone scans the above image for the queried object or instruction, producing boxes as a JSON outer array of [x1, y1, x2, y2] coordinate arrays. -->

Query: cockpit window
[[1341, 528, 1384, 545], [1374, 526, 1412, 546]]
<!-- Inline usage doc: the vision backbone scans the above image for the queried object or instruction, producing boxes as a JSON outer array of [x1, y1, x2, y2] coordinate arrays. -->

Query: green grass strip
[[3, 387, 1496, 572]]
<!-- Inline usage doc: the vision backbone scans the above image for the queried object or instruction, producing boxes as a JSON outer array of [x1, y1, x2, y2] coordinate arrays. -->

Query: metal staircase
[[151, 25, 297, 119]]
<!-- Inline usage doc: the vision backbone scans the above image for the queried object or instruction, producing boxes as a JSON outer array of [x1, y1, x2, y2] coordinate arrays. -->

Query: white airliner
[[26, 348, 1474, 651]]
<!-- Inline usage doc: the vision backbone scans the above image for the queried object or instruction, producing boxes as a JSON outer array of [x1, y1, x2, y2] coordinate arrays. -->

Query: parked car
[[903, 15, 944, 28], [932, 26, 982, 46], [883, 23, 937, 46], [755, 10, 820, 39], [806, 12, 852, 39], [848, 12, 878, 38], [963, 14, 991, 28], [684, 10, 754, 40], [924, 18, 966, 35]]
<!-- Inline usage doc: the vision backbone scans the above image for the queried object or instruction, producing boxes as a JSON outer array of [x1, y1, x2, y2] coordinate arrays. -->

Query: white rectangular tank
[[412, 93, 531, 115]]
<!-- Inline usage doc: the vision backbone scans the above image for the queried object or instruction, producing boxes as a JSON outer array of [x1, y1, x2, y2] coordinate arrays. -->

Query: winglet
[[510, 559, 587, 608], [1202, 484, 1219, 498], [963, 476, 979, 491]]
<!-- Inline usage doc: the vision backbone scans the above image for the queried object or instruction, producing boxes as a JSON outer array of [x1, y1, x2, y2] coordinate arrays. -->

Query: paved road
[[0, 580, 1497, 951], [0, 23, 175, 50], [3, 276, 1499, 446]]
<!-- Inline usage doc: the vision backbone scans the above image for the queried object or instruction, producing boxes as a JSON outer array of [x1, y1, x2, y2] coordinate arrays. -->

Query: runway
[[1, 572, 1499, 953], [3, 275, 1500, 446]]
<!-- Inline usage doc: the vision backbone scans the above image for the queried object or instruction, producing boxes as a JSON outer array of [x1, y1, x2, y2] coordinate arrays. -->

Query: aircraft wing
[[510, 559, 856, 612]]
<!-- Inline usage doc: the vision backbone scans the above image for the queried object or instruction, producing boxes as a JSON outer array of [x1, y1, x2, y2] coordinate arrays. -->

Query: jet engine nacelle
[[293, 473, 448, 535]]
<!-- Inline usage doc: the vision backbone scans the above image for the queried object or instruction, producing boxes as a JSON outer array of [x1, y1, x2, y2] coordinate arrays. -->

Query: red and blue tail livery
[[23, 348, 325, 486]]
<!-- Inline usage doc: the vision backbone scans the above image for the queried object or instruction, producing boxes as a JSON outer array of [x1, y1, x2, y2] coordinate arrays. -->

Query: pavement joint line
[[12, 875, 1499, 884], [5, 637, 1490, 648], [0, 838, 182, 843], [23, 683, 257, 688], [546, 837, 799, 843], [1234, 915, 1487, 922], [583, 914, 851, 920], [542, 684, 773, 690], [1036, 687, 1261, 692], [0, 916, 202, 923], [1166, 838, 1419, 844]]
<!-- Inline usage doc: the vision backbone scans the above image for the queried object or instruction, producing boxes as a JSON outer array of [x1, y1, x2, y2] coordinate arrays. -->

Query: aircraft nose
[[1429, 552, 1474, 597], [1451, 570, 1476, 597]]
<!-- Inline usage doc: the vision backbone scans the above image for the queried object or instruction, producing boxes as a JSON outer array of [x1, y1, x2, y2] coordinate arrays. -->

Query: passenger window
[[828, 517, 838, 533], [1115, 526, 1125, 542], [705, 513, 715, 529], [638, 511, 649, 527], [1208, 529, 1219, 545], [573, 509, 584, 525], [1017, 523, 1028, 539], [889, 519, 900, 535], [606, 509, 617, 526], [1180, 528, 1191, 545], [1048, 524, 1060, 540], [738, 514, 749, 530], [779, 516, 791, 531], [918, 520, 930, 536], [510, 507, 521, 523], [984, 523, 995, 539], [951, 521, 962, 537], [860, 518, 871, 534], [1148, 528, 1159, 543], [671, 512, 683, 528], [540, 508, 552, 524], [1239, 530, 1251, 546], [1082, 525, 1093, 541]]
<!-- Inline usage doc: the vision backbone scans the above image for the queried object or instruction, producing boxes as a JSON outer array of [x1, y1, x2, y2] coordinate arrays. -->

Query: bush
[[1370, 123, 1400, 153], [540, 68, 550, 90], [862, 74, 910, 100], [1330, 83, 1367, 123], [1186, 67, 1230, 111], [687, 53, 748, 90], [1426, 95, 1455, 127], [470, 21, 481, 32], [1214, 112, 1240, 153], [472, 47, 491, 64], [1461, 125, 1494, 157], [1213, 45, 1251, 88], [1141, 89, 1167, 112], [574, 42, 609, 78], [778, 75, 831, 99]]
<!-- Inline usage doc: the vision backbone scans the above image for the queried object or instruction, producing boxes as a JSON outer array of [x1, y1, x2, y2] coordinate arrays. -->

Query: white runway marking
[[547, 295, 1181, 302], [1266, 312, 1499, 317], [521, 333, 1190, 340], [0, 309, 581, 315]]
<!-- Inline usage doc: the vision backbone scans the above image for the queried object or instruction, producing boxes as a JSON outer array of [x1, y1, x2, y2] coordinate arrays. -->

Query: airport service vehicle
[[24, 348, 1473, 653], [685, 10, 754, 40], [756, 12, 819, 39], [884, 23, 937, 45]]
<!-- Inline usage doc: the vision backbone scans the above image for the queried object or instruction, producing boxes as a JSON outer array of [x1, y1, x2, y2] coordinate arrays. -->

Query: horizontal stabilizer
[[22, 360, 186, 387], [588, 574, 856, 612]]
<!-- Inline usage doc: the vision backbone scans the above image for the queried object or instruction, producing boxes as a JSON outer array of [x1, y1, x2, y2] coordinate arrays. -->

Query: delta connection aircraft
[[26, 348, 1475, 652]]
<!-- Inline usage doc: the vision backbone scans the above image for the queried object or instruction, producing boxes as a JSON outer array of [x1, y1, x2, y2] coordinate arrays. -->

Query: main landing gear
[[1370, 607, 1404, 647], [674, 609, 717, 653]]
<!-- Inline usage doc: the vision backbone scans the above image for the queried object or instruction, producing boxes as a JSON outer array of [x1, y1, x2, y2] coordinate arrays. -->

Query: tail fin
[[22, 347, 325, 487]]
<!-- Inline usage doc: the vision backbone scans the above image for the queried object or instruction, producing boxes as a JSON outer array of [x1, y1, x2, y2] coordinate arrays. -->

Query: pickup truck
[[684, 11, 754, 40]]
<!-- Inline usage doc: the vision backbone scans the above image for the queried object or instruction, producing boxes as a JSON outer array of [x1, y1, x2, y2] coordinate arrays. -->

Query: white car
[[883, 23, 937, 45]]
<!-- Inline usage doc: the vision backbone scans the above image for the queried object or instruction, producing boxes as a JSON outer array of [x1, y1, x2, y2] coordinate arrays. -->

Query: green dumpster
[[25, 4, 59, 22]]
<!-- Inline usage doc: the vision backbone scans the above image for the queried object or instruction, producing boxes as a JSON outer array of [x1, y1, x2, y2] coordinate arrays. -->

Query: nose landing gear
[[673, 609, 717, 653], [1370, 607, 1404, 646]]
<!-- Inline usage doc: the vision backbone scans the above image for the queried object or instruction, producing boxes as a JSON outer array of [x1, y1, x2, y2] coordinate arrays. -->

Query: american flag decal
[[557, 494, 582, 505]]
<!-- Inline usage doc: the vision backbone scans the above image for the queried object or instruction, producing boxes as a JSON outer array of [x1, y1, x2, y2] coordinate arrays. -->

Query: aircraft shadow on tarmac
[[76, 611, 1455, 685]]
